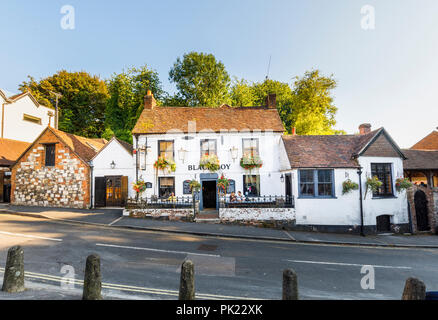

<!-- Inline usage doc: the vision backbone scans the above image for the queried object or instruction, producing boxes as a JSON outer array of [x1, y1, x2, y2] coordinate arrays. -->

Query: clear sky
[[1, 0, 437, 148]]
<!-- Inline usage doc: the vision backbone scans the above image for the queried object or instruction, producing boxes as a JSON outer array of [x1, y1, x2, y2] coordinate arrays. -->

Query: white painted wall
[[289, 156, 409, 227], [90, 139, 135, 206], [135, 131, 286, 199], [2, 95, 53, 142]]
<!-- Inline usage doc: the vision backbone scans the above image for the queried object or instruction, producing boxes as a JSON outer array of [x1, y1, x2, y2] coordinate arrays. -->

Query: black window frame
[[158, 177, 175, 199], [370, 163, 394, 198], [44, 144, 56, 167], [242, 138, 259, 156], [243, 175, 260, 197], [200, 139, 217, 157], [298, 169, 335, 198], [158, 140, 174, 161]]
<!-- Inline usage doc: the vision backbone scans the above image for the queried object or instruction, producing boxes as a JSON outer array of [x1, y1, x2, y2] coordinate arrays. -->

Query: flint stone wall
[[11, 130, 90, 209]]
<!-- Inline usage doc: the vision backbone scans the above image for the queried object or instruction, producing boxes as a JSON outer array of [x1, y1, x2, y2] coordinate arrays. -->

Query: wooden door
[[106, 176, 122, 207], [95, 177, 106, 207], [121, 176, 128, 206]]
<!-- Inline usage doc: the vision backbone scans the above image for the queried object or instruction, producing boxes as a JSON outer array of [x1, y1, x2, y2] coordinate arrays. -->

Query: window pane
[[243, 138, 258, 156], [371, 163, 393, 196], [300, 183, 314, 196], [300, 170, 314, 183], [45, 144, 55, 166], [243, 175, 260, 196], [318, 170, 332, 183], [318, 183, 333, 196], [159, 141, 174, 160], [159, 177, 175, 198]]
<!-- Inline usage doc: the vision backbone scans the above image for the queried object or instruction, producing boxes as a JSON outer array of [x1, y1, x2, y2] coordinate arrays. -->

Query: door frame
[[199, 173, 219, 211]]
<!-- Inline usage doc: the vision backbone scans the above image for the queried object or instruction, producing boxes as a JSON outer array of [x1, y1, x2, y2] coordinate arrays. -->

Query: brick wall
[[407, 185, 437, 233], [11, 129, 90, 208], [362, 134, 400, 157]]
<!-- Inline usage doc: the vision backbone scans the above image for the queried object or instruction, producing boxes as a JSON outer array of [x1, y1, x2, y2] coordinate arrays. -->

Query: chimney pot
[[292, 127, 296, 135], [144, 91, 156, 109], [265, 94, 276, 109], [359, 123, 372, 135]]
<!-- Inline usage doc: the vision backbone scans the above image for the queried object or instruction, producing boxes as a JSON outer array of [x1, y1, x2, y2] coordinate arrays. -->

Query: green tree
[[19, 71, 109, 138], [105, 65, 164, 143], [229, 77, 255, 106], [290, 70, 342, 135], [169, 52, 231, 106]]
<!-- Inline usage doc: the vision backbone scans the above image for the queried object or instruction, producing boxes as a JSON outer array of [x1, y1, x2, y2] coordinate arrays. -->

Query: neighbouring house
[[404, 129, 438, 187], [90, 136, 134, 207], [0, 89, 55, 143], [280, 124, 410, 234], [0, 138, 30, 202], [11, 126, 106, 208], [128, 91, 292, 221]]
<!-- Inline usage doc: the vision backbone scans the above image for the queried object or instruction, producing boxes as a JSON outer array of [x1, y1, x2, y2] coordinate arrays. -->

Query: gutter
[[89, 162, 94, 209]]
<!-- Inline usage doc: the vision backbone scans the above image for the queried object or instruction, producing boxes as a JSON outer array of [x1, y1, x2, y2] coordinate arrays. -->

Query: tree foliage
[[229, 70, 343, 135], [168, 52, 231, 106], [105, 65, 164, 143], [19, 70, 109, 138]]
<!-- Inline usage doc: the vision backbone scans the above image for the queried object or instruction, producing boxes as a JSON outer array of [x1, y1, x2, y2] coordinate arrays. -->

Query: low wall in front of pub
[[219, 207, 296, 229], [123, 208, 194, 222]]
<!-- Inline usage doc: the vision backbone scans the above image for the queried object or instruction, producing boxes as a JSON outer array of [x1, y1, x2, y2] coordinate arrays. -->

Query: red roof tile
[[411, 131, 438, 150], [0, 138, 31, 166]]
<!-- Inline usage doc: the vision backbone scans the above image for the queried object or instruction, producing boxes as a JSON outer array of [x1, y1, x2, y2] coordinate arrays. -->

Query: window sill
[[298, 196, 337, 199], [371, 195, 397, 200]]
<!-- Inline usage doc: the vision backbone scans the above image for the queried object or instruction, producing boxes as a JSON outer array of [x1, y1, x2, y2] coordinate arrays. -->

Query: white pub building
[[131, 91, 287, 211]]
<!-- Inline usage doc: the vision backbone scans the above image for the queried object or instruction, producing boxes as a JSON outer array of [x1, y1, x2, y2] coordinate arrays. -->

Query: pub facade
[[131, 91, 287, 211]]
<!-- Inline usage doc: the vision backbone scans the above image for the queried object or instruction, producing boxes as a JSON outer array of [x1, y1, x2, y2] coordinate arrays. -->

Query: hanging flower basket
[[217, 175, 230, 194], [342, 179, 359, 195], [199, 154, 220, 172], [395, 177, 412, 192], [189, 180, 201, 193], [365, 176, 382, 199], [240, 153, 263, 170], [153, 156, 176, 172], [132, 179, 146, 194]]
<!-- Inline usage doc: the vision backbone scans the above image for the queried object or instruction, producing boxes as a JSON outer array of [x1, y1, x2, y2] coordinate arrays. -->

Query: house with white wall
[[90, 136, 134, 207], [280, 124, 409, 234], [0, 89, 54, 143], [130, 91, 286, 212]]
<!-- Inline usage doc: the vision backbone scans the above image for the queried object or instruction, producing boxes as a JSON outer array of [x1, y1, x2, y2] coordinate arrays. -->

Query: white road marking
[[286, 259, 412, 270], [0, 230, 62, 242], [108, 216, 124, 226], [283, 230, 296, 241], [0, 267, 257, 300], [96, 243, 221, 258]]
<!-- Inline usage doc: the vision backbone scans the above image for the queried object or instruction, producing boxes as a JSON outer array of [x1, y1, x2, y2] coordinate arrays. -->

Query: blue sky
[[1, 0, 437, 147]]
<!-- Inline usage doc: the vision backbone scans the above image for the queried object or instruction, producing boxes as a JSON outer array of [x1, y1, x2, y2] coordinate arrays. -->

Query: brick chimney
[[359, 123, 372, 135], [265, 94, 276, 109], [144, 90, 157, 109]]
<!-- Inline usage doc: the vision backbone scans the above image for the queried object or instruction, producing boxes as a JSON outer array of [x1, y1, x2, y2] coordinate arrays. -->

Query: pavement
[[1, 204, 438, 248]]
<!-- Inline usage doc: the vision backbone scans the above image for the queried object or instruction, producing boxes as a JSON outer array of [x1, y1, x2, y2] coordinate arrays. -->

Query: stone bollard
[[179, 260, 195, 300], [402, 277, 426, 300], [2, 246, 25, 293], [82, 254, 102, 300], [282, 268, 298, 300]]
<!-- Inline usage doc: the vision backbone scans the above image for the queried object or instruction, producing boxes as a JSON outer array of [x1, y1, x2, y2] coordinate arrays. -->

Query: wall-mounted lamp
[[230, 146, 238, 162], [110, 160, 116, 169], [178, 147, 187, 163], [280, 174, 285, 183]]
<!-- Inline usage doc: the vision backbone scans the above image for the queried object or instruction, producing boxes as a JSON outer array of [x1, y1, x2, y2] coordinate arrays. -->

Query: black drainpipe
[[135, 135, 139, 181], [357, 166, 365, 236], [89, 163, 94, 209]]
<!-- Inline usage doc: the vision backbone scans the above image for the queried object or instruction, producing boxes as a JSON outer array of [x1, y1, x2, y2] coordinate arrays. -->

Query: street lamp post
[[357, 166, 365, 237]]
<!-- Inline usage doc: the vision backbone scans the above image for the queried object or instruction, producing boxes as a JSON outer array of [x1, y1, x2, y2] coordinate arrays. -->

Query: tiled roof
[[0, 138, 31, 166], [411, 131, 438, 150], [282, 129, 381, 168], [402, 149, 438, 170], [132, 105, 285, 134], [50, 128, 106, 162]]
